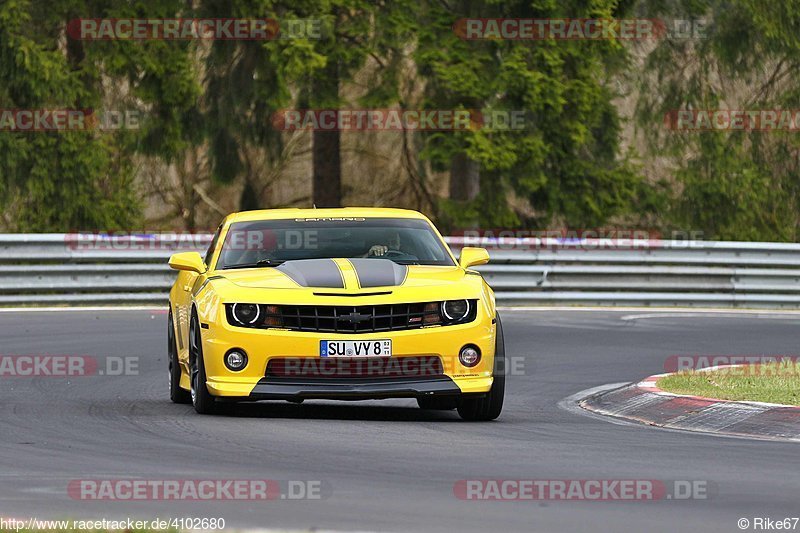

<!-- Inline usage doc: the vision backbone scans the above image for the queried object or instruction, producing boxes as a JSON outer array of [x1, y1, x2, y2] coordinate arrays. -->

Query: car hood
[[215, 258, 470, 291]]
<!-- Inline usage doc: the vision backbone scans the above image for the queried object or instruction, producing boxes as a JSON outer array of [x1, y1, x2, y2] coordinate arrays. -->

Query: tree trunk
[[312, 59, 341, 207], [449, 152, 480, 201], [239, 179, 260, 212]]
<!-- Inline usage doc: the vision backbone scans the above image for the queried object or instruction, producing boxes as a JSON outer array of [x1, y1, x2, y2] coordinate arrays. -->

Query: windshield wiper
[[223, 259, 285, 270], [257, 259, 285, 266]]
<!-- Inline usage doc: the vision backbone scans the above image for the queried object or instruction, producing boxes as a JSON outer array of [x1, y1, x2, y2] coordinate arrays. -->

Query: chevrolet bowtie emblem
[[338, 312, 372, 324]]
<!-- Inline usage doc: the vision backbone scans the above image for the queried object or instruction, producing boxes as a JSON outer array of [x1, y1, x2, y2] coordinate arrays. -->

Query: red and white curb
[[579, 365, 800, 442]]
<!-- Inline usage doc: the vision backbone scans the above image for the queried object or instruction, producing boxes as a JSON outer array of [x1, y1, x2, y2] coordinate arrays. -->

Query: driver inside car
[[365, 230, 402, 257]]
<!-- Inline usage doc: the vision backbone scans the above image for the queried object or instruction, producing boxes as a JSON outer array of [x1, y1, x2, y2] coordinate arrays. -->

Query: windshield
[[216, 217, 455, 269]]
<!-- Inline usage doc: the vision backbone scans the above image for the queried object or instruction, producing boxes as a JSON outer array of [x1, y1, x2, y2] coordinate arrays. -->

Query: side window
[[204, 224, 222, 268]]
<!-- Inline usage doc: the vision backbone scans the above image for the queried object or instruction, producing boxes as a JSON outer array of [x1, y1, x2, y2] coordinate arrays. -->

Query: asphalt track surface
[[1, 309, 799, 532]]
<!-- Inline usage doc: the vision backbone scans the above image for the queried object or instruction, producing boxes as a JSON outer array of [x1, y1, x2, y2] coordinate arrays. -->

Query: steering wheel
[[382, 250, 407, 258]]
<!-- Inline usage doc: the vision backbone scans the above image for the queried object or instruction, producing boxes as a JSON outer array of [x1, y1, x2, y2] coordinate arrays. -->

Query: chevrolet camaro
[[167, 208, 504, 420]]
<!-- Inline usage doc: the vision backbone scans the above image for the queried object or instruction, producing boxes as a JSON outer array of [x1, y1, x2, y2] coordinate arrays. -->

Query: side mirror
[[169, 252, 207, 274], [459, 247, 490, 269]]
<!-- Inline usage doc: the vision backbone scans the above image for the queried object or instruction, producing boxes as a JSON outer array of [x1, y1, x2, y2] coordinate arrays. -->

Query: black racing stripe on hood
[[348, 258, 408, 288], [276, 259, 344, 288]]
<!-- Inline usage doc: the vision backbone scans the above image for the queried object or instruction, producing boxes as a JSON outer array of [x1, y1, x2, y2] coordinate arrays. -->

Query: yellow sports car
[[167, 207, 504, 420]]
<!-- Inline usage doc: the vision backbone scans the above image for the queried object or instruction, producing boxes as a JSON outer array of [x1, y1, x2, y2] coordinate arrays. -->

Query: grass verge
[[656, 361, 800, 406]]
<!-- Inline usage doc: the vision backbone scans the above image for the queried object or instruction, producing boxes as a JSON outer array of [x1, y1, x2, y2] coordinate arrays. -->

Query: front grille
[[270, 303, 439, 333], [266, 356, 445, 379], [225, 300, 478, 332]]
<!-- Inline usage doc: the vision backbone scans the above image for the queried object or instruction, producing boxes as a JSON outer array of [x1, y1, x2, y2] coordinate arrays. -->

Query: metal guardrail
[[2, 233, 800, 307]]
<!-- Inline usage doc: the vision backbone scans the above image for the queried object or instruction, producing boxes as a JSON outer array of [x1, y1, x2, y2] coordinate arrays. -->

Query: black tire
[[417, 396, 458, 410], [457, 314, 505, 421], [189, 312, 217, 414], [169, 311, 191, 404]]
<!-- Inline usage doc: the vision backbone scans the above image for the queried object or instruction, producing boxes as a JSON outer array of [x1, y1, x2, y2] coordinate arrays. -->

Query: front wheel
[[189, 313, 217, 414], [457, 314, 506, 421]]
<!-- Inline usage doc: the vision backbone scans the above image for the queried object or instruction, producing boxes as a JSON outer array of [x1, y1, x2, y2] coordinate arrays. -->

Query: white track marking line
[[620, 311, 800, 320]]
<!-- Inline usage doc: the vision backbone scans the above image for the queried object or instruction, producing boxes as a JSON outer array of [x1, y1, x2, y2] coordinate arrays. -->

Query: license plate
[[321, 339, 392, 357]]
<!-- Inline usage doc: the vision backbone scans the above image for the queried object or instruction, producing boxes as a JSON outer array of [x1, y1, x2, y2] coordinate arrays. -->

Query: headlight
[[231, 303, 261, 325], [442, 299, 470, 322], [226, 303, 282, 328]]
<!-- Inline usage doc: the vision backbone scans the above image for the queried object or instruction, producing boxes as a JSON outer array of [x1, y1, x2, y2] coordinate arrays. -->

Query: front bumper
[[199, 307, 496, 400], [244, 375, 463, 401]]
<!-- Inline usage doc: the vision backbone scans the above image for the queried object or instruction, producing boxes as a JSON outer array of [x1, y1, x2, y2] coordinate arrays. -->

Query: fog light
[[459, 345, 481, 367], [224, 349, 248, 371]]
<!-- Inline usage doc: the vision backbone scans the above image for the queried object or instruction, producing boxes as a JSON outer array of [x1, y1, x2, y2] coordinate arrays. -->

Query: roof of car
[[227, 207, 429, 224]]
